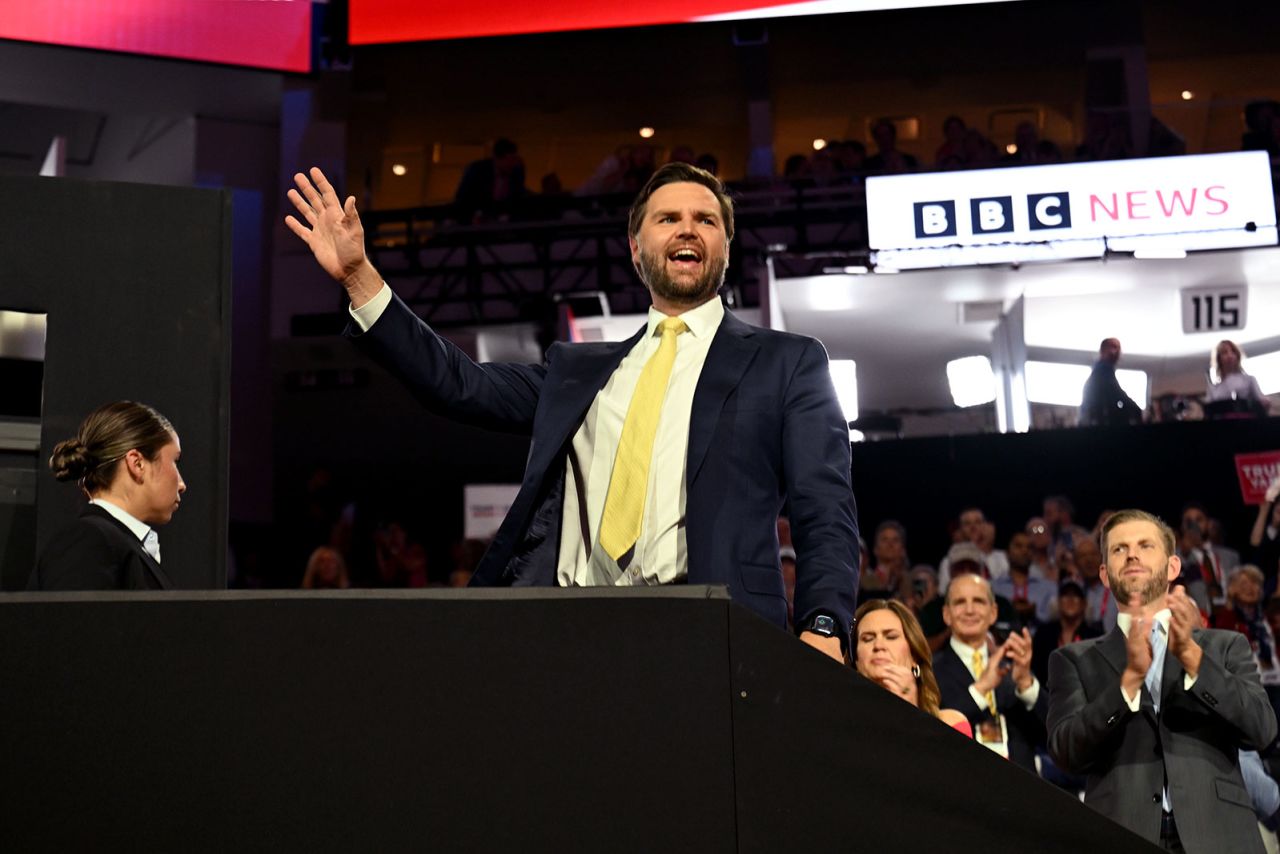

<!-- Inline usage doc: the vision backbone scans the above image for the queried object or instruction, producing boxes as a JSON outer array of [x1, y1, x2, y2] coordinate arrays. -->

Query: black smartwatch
[[802, 614, 838, 638]]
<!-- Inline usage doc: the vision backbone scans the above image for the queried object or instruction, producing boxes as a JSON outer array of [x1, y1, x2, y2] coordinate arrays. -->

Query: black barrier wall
[[0, 589, 1160, 853], [0, 176, 231, 589]]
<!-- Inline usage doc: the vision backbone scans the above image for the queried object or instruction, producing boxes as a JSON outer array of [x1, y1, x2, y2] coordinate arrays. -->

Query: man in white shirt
[[286, 163, 858, 661], [1048, 509, 1276, 853]]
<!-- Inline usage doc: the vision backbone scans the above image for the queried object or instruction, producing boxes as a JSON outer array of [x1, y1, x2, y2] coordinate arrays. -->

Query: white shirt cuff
[[968, 685, 990, 712], [1184, 672, 1197, 691], [1121, 684, 1141, 712], [1016, 677, 1040, 710], [349, 283, 392, 332]]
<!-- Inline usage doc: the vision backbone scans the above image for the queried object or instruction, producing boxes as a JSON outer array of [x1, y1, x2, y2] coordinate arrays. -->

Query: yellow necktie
[[599, 317, 688, 560], [973, 649, 996, 713]]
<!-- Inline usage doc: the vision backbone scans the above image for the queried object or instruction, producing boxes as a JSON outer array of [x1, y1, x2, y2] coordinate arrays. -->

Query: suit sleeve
[[782, 338, 859, 639], [347, 291, 546, 434], [1179, 631, 1278, 752], [1047, 646, 1133, 774]]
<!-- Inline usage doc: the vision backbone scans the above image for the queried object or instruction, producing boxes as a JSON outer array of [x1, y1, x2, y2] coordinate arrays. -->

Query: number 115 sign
[[1181, 285, 1247, 333]]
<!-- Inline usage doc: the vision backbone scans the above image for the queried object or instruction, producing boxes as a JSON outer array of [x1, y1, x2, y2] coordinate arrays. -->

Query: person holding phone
[[854, 598, 971, 737], [932, 575, 1047, 772], [28, 401, 185, 591]]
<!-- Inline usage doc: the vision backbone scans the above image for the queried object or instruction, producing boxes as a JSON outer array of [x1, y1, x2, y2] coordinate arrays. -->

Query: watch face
[[811, 615, 836, 636]]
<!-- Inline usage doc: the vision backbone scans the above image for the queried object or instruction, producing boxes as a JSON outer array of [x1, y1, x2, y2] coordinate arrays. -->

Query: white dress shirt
[[351, 284, 726, 587], [558, 297, 724, 587], [951, 634, 1041, 713], [90, 498, 160, 562]]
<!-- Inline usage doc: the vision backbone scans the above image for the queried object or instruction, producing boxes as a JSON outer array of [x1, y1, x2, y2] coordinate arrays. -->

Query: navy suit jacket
[[352, 293, 859, 636], [29, 504, 173, 591]]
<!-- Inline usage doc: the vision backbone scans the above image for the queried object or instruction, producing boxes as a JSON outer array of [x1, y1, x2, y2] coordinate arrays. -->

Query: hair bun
[[48, 439, 93, 482]]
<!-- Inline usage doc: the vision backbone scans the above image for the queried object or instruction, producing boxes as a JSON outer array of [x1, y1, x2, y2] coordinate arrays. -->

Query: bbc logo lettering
[[912, 192, 1072, 239]]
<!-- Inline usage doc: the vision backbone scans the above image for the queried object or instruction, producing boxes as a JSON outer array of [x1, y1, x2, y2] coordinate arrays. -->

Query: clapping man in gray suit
[[1048, 509, 1277, 853]]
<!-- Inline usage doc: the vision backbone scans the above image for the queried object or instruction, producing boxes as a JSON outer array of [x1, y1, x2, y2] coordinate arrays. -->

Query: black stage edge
[[0, 588, 1158, 853], [0, 175, 232, 590]]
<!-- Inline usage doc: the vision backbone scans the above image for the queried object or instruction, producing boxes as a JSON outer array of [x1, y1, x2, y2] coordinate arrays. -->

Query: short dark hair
[[627, 162, 735, 242], [492, 137, 517, 158], [1100, 509, 1176, 558]]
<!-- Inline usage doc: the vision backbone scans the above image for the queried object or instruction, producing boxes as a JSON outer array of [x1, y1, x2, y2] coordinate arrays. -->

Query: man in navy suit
[[287, 163, 858, 660]]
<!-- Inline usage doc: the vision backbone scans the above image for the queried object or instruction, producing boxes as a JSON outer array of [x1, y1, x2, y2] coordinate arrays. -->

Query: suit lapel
[[686, 313, 759, 486], [1096, 626, 1128, 677], [138, 544, 175, 590], [534, 327, 645, 468]]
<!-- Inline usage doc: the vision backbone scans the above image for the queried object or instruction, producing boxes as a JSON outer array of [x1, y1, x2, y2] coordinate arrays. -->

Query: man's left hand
[[1006, 628, 1035, 692], [1168, 586, 1204, 678], [800, 631, 845, 664]]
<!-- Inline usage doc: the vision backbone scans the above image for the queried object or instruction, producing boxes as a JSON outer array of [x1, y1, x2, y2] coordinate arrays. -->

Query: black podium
[[0, 588, 1156, 852]]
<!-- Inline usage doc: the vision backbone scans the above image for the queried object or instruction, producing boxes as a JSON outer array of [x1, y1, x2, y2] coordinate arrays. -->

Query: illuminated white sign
[[867, 152, 1277, 269]]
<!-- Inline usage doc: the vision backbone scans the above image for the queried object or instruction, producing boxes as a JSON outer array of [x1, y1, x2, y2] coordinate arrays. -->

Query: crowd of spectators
[[442, 97, 1277, 223], [828, 485, 1280, 834]]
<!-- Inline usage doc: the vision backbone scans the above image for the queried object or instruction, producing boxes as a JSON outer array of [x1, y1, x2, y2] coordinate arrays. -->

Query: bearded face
[[634, 239, 727, 309], [629, 181, 730, 312]]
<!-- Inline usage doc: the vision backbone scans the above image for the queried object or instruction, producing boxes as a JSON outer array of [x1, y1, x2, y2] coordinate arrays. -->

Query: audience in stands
[[992, 531, 1056, 632], [1078, 337, 1143, 427], [1179, 501, 1238, 611], [907, 564, 940, 619], [1207, 339, 1272, 417], [1212, 565, 1280, 718], [865, 118, 919, 174], [999, 121, 1041, 165], [1242, 99, 1280, 159], [301, 545, 350, 589], [938, 507, 1008, 587], [862, 520, 910, 601], [933, 574, 1046, 773], [1042, 494, 1086, 561], [454, 137, 528, 223], [1031, 578, 1103, 689], [1073, 531, 1119, 632], [1024, 516, 1054, 580], [1075, 111, 1133, 161], [854, 599, 972, 736], [1250, 480, 1280, 591], [934, 115, 968, 167]]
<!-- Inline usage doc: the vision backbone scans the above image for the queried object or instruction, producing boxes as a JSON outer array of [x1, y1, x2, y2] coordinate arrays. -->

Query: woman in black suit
[[28, 401, 186, 590]]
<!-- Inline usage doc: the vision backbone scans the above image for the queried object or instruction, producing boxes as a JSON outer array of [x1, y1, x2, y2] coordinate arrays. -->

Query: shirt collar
[[645, 295, 725, 341], [89, 497, 152, 543], [1116, 608, 1172, 637], [950, 633, 986, 661]]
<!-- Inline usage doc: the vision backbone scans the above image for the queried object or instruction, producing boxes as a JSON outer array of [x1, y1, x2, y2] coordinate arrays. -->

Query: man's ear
[[628, 236, 639, 263], [1165, 554, 1182, 586], [942, 603, 953, 629], [1099, 564, 1112, 592]]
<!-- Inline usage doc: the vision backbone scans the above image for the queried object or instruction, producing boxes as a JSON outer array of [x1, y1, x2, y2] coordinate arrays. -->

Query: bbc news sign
[[866, 152, 1277, 266], [1235, 451, 1280, 506]]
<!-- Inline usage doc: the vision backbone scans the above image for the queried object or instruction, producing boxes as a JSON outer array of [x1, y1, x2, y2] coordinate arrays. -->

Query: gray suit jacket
[[1048, 626, 1277, 853]]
